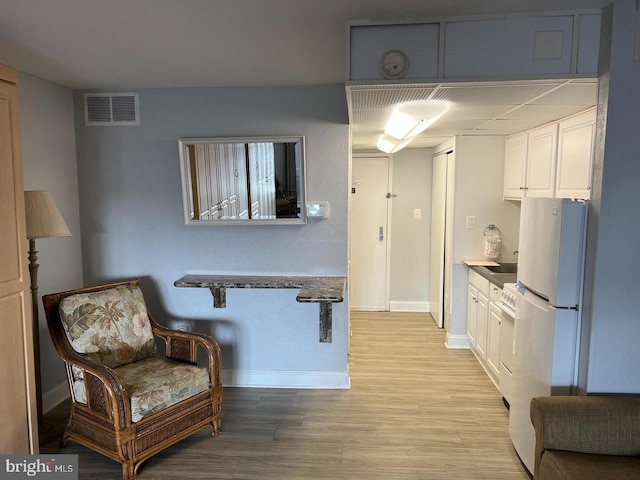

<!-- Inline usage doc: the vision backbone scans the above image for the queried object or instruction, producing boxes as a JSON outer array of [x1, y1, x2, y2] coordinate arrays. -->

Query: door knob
[[379, 226, 384, 241]]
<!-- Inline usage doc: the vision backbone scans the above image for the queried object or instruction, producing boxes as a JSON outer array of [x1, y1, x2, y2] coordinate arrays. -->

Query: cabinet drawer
[[468, 269, 490, 295], [490, 284, 502, 303]]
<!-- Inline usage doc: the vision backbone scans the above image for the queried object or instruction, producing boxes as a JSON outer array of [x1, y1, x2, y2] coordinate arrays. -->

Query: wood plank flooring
[[42, 311, 531, 479]]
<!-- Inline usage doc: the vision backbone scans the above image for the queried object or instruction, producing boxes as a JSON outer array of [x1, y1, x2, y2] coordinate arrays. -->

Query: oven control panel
[[501, 283, 518, 312]]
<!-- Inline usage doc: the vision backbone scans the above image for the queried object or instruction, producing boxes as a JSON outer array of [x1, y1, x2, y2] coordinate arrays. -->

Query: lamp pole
[[24, 190, 72, 445], [27, 238, 50, 441]]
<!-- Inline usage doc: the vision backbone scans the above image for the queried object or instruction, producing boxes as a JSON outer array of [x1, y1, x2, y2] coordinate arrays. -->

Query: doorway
[[350, 153, 391, 311]]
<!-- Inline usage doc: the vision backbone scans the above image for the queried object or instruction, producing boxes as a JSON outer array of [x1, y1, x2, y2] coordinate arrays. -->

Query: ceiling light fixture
[[376, 134, 413, 154], [384, 100, 450, 140]]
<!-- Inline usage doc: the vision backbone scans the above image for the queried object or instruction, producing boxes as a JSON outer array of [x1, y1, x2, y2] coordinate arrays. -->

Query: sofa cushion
[[59, 284, 156, 368], [539, 450, 640, 480], [73, 355, 210, 422]]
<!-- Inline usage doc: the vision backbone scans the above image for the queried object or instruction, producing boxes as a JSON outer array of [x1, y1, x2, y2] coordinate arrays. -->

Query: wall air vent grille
[[84, 93, 140, 126]]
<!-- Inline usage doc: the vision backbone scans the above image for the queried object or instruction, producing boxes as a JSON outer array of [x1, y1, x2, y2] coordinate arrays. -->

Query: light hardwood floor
[[42, 311, 531, 479]]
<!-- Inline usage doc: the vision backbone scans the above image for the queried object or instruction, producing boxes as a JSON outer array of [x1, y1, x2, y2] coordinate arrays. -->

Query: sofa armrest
[[530, 396, 640, 475]]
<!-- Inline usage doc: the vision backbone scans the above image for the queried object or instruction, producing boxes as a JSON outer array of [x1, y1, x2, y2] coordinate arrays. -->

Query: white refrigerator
[[508, 197, 587, 474]]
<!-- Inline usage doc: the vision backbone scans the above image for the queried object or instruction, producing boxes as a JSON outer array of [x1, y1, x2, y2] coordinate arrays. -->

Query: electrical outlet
[[466, 216, 476, 229]]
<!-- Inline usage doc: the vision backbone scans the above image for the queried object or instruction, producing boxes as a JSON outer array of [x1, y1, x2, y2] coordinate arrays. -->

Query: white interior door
[[429, 152, 448, 327], [350, 155, 390, 311]]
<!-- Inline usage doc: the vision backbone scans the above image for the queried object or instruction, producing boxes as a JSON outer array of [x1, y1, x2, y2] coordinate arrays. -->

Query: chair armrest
[[150, 316, 222, 390], [531, 396, 640, 474], [53, 341, 132, 429]]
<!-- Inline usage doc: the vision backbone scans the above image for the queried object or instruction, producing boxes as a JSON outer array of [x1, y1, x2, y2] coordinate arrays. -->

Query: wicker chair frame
[[42, 279, 223, 480]]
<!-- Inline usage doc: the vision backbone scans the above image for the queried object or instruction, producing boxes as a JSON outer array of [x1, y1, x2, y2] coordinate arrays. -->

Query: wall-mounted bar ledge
[[174, 274, 346, 343]]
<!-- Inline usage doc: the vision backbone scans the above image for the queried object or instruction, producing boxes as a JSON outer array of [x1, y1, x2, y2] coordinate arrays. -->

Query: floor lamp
[[24, 190, 71, 444]]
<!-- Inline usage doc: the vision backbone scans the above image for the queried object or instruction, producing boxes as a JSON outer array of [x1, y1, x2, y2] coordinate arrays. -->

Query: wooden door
[[0, 64, 38, 452]]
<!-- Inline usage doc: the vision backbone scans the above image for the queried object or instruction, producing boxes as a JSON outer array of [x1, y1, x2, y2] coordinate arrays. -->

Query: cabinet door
[[556, 109, 595, 200], [503, 133, 527, 199], [475, 290, 489, 358], [0, 64, 37, 453], [467, 285, 478, 347], [487, 303, 502, 379], [525, 124, 558, 198]]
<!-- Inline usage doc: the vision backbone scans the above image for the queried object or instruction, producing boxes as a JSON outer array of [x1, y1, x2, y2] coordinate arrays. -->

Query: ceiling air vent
[[84, 93, 140, 126]]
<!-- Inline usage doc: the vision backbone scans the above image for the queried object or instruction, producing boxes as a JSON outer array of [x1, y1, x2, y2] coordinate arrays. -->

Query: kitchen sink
[[484, 263, 518, 274]]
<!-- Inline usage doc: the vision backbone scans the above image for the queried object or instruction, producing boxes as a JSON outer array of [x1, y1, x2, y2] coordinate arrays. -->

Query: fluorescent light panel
[[384, 100, 450, 140], [376, 134, 413, 153]]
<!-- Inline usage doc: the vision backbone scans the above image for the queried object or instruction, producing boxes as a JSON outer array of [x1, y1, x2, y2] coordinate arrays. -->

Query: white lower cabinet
[[467, 269, 502, 387], [487, 301, 502, 381], [467, 270, 489, 356]]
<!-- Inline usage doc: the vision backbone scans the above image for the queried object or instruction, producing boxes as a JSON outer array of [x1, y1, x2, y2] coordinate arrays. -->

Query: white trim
[[42, 371, 351, 414], [222, 369, 351, 389], [389, 301, 429, 312], [445, 333, 470, 349], [43, 381, 70, 413]]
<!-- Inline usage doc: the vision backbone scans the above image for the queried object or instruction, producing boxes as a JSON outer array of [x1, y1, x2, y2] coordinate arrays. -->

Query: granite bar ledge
[[174, 274, 346, 343]]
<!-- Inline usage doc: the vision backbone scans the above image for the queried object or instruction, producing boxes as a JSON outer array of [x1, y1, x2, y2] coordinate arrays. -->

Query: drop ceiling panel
[[447, 105, 513, 119], [430, 83, 563, 106], [498, 105, 591, 120], [347, 78, 598, 150], [475, 118, 557, 134], [529, 82, 598, 105], [349, 85, 438, 109]]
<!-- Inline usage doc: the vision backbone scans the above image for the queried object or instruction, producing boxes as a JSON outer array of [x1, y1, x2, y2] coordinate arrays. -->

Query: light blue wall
[[389, 148, 434, 309], [583, 0, 640, 393], [19, 72, 84, 411], [73, 85, 351, 388]]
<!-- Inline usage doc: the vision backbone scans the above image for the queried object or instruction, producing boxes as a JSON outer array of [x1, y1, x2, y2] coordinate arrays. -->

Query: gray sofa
[[530, 396, 640, 479]]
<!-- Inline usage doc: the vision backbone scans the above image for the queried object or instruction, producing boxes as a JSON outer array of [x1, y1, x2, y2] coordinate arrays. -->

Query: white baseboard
[[389, 301, 429, 312], [43, 370, 350, 414], [43, 381, 70, 413], [222, 369, 350, 389], [445, 333, 470, 349]]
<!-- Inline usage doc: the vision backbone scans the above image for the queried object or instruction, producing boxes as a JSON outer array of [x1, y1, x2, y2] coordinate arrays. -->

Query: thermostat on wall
[[306, 202, 330, 219]]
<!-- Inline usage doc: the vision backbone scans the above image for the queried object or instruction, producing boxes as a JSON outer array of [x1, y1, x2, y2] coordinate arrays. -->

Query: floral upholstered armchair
[[43, 279, 222, 480]]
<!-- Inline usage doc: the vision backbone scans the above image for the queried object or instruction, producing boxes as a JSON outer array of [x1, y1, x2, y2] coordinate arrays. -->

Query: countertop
[[467, 264, 517, 289]]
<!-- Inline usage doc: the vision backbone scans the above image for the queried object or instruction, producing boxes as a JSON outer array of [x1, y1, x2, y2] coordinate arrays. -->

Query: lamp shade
[[384, 100, 450, 140], [24, 190, 72, 239]]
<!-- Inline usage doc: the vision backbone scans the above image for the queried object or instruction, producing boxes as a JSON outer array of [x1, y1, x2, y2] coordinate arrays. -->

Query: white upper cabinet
[[503, 124, 558, 200], [556, 109, 596, 200], [503, 132, 528, 199], [525, 124, 558, 198], [503, 110, 594, 201]]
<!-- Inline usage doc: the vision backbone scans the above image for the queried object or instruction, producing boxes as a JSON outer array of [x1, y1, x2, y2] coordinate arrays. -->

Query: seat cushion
[[73, 355, 210, 422], [59, 284, 156, 368], [539, 450, 640, 480]]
